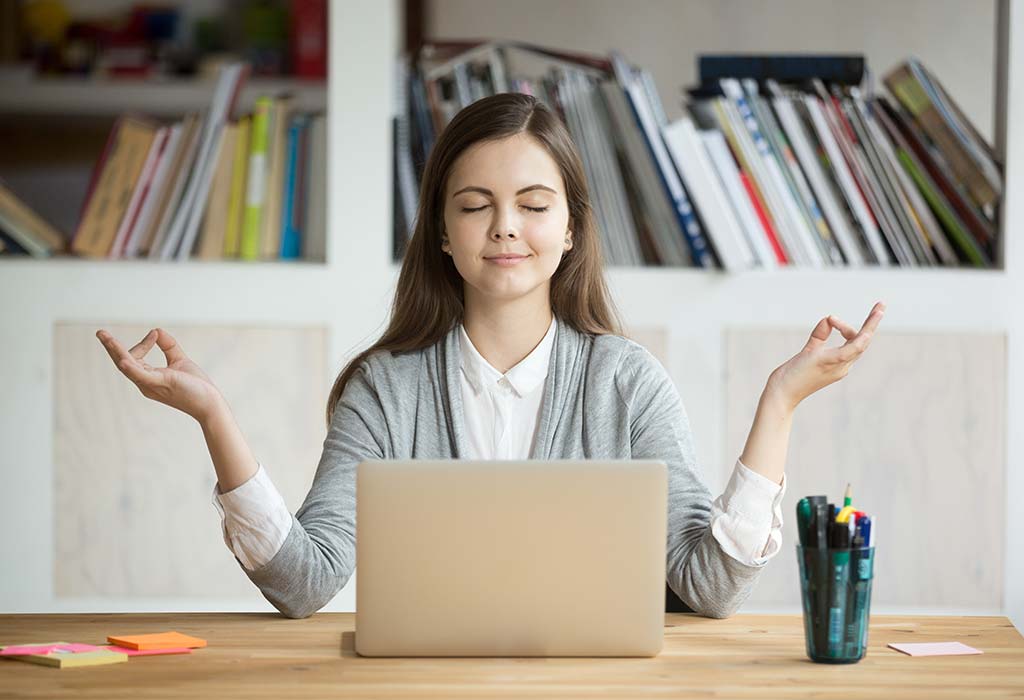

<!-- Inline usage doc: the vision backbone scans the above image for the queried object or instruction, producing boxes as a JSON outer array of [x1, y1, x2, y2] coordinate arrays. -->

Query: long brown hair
[[326, 91, 624, 426]]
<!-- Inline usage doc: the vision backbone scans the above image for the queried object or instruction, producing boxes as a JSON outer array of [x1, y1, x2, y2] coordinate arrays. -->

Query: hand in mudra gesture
[[767, 302, 886, 412], [96, 327, 224, 422]]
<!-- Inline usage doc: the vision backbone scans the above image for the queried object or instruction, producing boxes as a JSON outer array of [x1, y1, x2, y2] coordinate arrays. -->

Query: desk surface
[[1, 613, 1022, 699]]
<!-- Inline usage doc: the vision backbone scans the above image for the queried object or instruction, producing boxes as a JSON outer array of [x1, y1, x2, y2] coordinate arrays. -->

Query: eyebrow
[[451, 184, 558, 197]]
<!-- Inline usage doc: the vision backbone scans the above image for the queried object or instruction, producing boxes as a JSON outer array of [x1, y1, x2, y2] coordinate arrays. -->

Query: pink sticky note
[[1, 644, 65, 656], [888, 642, 983, 656], [1, 642, 98, 655]]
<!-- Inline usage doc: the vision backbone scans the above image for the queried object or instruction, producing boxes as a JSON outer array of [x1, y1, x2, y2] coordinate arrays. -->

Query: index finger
[[96, 330, 161, 385]]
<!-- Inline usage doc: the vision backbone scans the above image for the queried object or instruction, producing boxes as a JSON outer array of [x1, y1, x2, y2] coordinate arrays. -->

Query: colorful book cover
[[241, 96, 273, 260], [224, 114, 251, 257]]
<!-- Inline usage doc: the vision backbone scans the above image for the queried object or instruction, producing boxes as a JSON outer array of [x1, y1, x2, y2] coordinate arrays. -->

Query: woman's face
[[441, 133, 573, 305]]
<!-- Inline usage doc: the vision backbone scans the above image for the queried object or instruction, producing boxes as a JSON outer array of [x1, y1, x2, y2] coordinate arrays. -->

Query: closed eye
[[461, 205, 550, 213]]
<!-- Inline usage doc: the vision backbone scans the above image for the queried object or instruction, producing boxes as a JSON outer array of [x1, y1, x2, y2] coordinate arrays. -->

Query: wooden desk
[[1, 613, 1022, 698]]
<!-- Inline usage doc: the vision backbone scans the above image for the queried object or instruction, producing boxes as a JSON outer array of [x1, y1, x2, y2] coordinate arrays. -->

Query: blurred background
[[0, 0, 1019, 632]]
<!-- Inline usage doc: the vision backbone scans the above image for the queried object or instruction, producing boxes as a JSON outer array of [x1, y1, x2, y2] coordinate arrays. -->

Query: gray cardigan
[[237, 315, 768, 618]]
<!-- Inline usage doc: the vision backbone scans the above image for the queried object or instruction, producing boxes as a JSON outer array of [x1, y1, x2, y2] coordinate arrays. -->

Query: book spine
[[280, 117, 302, 259], [225, 115, 251, 257], [241, 97, 272, 261]]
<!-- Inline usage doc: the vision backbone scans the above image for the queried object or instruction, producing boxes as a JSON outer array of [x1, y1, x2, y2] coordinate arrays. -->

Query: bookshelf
[[413, 0, 1023, 628], [0, 75, 326, 116], [1, 0, 1021, 630]]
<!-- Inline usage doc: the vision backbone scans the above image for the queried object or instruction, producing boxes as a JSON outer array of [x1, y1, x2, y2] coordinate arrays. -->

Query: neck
[[462, 293, 553, 374]]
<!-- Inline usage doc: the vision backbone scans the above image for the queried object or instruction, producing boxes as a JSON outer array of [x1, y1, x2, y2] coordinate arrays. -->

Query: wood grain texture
[[0, 613, 1021, 698], [724, 329, 1006, 610], [53, 322, 328, 599]]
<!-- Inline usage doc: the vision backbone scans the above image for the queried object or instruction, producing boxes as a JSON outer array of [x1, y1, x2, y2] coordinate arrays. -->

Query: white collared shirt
[[212, 316, 786, 571]]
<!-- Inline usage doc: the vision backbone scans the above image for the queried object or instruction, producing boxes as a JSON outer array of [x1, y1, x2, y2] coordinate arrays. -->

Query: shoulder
[[357, 345, 424, 390], [588, 332, 675, 407]]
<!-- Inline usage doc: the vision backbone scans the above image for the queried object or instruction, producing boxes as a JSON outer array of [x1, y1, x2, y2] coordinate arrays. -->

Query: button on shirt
[[211, 315, 786, 571]]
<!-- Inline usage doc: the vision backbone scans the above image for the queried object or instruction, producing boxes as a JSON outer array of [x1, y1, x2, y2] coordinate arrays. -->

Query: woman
[[96, 92, 885, 619]]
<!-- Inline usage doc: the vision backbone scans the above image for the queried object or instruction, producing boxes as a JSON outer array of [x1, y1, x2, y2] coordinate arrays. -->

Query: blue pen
[[858, 516, 872, 549]]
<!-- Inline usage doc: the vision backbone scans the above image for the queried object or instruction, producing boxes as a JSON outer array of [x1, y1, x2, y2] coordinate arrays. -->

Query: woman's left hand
[[767, 301, 886, 412]]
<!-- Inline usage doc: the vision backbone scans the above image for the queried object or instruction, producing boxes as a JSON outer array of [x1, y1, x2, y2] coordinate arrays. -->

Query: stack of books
[[63, 62, 327, 263], [393, 43, 1002, 270]]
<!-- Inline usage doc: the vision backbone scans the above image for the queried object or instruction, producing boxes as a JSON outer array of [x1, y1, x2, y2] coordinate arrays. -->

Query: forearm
[[738, 377, 794, 486], [200, 396, 260, 493]]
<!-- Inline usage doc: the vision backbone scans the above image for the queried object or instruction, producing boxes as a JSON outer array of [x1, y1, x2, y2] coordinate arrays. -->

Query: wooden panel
[[53, 322, 328, 599], [724, 329, 1006, 610]]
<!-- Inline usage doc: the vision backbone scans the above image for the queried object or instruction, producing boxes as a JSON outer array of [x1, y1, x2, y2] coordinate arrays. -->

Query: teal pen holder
[[796, 544, 875, 663]]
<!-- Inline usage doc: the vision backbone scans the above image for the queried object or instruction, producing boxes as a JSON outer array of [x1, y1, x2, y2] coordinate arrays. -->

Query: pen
[[797, 498, 812, 546], [827, 514, 854, 658]]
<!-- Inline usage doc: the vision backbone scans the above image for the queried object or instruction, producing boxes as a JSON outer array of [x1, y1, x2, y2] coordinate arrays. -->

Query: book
[[699, 129, 778, 268], [71, 115, 160, 258], [303, 112, 327, 263], [611, 51, 714, 268], [145, 113, 203, 258], [698, 54, 866, 86], [260, 94, 296, 260], [743, 79, 843, 265], [662, 116, 755, 271], [0, 181, 66, 257], [279, 113, 309, 259], [766, 81, 866, 266], [884, 59, 1000, 210], [197, 121, 239, 259], [108, 125, 170, 259], [124, 121, 184, 258], [169, 61, 249, 261], [224, 115, 251, 257], [241, 96, 273, 260]]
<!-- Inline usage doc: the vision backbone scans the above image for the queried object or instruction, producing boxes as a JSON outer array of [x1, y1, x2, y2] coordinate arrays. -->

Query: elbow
[[699, 601, 739, 619], [274, 600, 319, 619]]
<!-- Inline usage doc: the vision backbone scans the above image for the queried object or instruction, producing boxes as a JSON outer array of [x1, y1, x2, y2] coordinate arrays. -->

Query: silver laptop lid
[[355, 459, 667, 657]]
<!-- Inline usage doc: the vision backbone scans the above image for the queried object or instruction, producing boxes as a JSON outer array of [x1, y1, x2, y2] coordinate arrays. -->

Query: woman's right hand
[[96, 327, 225, 423]]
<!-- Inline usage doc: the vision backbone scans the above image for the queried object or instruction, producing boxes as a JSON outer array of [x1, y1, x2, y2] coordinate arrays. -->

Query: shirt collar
[[459, 315, 557, 398]]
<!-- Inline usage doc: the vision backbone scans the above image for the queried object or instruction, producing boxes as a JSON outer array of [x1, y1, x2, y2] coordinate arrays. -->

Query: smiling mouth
[[485, 255, 530, 265]]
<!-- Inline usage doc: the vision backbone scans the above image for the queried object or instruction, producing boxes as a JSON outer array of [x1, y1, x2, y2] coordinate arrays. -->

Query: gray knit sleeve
[[616, 343, 766, 618], [237, 357, 389, 618]]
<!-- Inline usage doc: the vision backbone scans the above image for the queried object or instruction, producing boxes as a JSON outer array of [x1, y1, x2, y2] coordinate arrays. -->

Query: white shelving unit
[[0, 0, 1020, 630], [0, 75, 326, 116]]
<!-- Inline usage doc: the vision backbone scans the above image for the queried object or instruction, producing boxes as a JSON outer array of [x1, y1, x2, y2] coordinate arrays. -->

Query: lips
[[485, 254, 529, 259]]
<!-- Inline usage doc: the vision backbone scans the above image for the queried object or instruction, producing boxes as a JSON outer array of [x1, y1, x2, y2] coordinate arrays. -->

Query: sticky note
[[106, 631, 207, 650], [0, 642, 127, 669], [888, 642, 983, 656], [1, 642, 99, 656], [100, 644, 192, 656]]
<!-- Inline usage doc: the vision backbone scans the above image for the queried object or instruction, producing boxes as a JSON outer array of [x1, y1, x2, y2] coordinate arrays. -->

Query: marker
[[797, 498, 812, 546], [836, 505, 856, 523], [827, 520, 852, 657]]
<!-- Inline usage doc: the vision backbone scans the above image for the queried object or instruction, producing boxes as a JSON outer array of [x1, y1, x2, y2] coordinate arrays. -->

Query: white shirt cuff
[[710, 458, 786, 567], [210, 461, 293, 571]]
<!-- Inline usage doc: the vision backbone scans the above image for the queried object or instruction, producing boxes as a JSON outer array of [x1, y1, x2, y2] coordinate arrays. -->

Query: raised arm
[[234, 359, 389, 618]]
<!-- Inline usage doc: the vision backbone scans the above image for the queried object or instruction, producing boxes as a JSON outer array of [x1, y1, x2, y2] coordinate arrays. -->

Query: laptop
[[354, 459, 667, 657]]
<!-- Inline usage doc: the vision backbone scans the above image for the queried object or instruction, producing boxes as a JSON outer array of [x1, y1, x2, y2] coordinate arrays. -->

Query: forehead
[[447, 133, 563, 195]]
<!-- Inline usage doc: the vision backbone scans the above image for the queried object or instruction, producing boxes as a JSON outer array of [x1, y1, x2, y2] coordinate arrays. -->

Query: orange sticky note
[[106, 631, 207, 650], [100, 644, 193, 656]]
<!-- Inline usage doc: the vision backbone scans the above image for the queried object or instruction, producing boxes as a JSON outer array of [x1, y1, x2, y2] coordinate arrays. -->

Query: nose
[[490, 205, 520, 240]]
